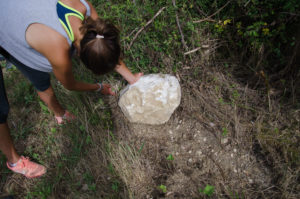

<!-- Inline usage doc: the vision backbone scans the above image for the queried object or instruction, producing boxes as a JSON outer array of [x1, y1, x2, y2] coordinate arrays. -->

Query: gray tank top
[[0, 0, 91, 72]]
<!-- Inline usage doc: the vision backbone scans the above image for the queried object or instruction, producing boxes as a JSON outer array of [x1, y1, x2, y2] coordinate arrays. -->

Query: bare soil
[[108, 64, 283, 198]]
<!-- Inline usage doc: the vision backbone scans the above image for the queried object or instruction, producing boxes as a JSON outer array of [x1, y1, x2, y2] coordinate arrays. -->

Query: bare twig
[[244, 0, 251, 7], [172, 0, 188, 50], [125, 28, 138, 39], [184, 47, 201, 55], [280, 12, 300, 16], [193, 1, 231, 23], [192, 18, 216, 23], [128, 7, 166, 49], [184, 42, 224, 55]]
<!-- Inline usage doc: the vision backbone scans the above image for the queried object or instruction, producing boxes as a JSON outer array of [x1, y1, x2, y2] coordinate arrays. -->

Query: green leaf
[[159, 184, 167, 193], [86, 135, 92, 144], [39, 101, 49, 114], [79, 125, 85, 132], [167, 154, 174, 161], [203, 185, 214, 196]]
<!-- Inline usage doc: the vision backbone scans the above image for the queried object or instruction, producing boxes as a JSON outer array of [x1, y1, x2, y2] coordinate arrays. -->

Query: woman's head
[[80, 17, 121, 75]]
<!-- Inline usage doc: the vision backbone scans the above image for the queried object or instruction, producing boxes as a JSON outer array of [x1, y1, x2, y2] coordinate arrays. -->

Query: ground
[[0, 49, 299, 199], [1, 0, 299, 198], [108, 64, 278, 198]]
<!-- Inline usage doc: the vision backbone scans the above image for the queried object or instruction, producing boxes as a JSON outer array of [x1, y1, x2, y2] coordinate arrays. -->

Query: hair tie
[[96, 34, 104, 39]]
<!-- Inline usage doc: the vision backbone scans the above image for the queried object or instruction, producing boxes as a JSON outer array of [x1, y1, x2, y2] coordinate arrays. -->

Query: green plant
[[159, 184, 167, 193], [199, 185, 215, 197], [111, 180, 119, 192], [166, 154, 174, 161], [222, 127, 228, 137], [39, 101, 50, 114]]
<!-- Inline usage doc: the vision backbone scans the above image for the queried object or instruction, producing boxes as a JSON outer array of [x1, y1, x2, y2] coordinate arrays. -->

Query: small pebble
[[166, 192, 173, 196], [211, 149, 214, 153], [176, 125, 180, 129], [203, 138, 207, 142], [181, 146, 185, 150], [209, 122, 215, 127], [188, 158, 193, 163], [196, 150, 202, 155], [234, 169, 237, 173], [221, 138, 228, 144], [234, 148, 237, 153], [176, 152, 179, 156], [193, 134, 197, 138], [82, 184, 88, 191], [231, 153, 234, 158], [169, 130, 173, 135], [189, 150, 192, 154], [249, 179, 253, 183]]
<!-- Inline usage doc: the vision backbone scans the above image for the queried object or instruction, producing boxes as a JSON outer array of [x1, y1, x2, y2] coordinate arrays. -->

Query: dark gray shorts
[[0, 46, 51, 123]]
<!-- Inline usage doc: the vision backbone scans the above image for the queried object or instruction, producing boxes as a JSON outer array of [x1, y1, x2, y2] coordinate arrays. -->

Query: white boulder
[[118, 74, 181, 125]]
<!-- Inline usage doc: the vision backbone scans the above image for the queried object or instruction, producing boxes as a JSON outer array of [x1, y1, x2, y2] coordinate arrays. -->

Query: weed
[[199, 185, 215, 197], [222, 127, 228, 137], [85, 135, 92, 144], [50, 127, 57, 133], [39, 100, 50, 114], [159, 184, 167, 193], [138, 142, 145, 154], [166, 154, 174, 161], [111, 181, 119, 192]]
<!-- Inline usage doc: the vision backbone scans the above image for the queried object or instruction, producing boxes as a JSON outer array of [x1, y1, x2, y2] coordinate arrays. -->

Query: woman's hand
[[130, 72, 143, 85], [100, 83, 115, 96]]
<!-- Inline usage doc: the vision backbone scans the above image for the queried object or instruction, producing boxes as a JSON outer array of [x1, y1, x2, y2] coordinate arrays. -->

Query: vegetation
[[1, 0, 299, 198]]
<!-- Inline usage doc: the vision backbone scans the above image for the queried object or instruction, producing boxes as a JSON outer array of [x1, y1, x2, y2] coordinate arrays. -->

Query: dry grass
[[105, 38, 299, 198]]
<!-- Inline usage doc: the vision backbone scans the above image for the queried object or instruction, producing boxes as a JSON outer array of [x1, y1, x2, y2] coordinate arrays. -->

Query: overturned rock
[[118, 74, 181, 125]]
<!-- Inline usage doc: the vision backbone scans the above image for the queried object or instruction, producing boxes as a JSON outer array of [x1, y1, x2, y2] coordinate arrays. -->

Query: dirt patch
[[108, 66, 277, 198]]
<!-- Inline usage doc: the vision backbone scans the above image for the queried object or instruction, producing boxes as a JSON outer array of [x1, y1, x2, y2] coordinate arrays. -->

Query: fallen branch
[[193, 1, 231, 23], [128, 7, 166, 49], [192, 18, 216, 23], [184, 47, 201, 55], [126, 28, 138, 39], [172, 0, 188, 50]]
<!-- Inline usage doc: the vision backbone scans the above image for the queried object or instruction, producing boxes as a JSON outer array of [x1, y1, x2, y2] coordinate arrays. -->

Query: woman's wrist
[[96, 83, 102, 92]]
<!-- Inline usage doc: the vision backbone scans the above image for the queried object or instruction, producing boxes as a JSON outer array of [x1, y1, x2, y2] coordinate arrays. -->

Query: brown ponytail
[[79, 17, 121, 75]]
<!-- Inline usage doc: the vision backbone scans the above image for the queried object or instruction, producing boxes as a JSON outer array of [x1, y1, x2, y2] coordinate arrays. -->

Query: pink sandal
[[55, 110, 76, 125]]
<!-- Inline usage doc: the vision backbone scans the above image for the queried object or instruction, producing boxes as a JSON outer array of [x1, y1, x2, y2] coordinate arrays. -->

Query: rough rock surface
[[118, 74, 181, 125]]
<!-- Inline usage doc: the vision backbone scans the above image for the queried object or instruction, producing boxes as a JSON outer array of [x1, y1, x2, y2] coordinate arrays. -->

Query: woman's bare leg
[[0, 123, 20, 163], [37, 86, 65, 117]]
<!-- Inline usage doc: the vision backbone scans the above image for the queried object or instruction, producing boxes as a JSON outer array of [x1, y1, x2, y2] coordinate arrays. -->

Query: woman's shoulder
[[26, 23, 70, 63]]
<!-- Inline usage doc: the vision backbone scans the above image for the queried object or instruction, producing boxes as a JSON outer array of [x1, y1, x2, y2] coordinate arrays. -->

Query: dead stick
[[128, 7, 166, 49], [192, 18, 216, 23], [184, 47, 201, 55], [172, 0, 188, 50], [193, 1, 231, 23]]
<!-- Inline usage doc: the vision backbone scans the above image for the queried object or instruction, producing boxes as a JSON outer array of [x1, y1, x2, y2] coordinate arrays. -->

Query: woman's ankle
[[8, 154, 21, 164], [54, 110, 66, 117]]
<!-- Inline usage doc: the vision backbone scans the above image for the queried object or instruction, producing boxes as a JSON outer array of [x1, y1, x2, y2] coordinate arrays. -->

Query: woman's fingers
[[101, 84, 116, 96]]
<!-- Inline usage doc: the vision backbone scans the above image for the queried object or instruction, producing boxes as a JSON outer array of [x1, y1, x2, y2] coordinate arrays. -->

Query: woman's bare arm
[[115, 61, 143, 84]]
